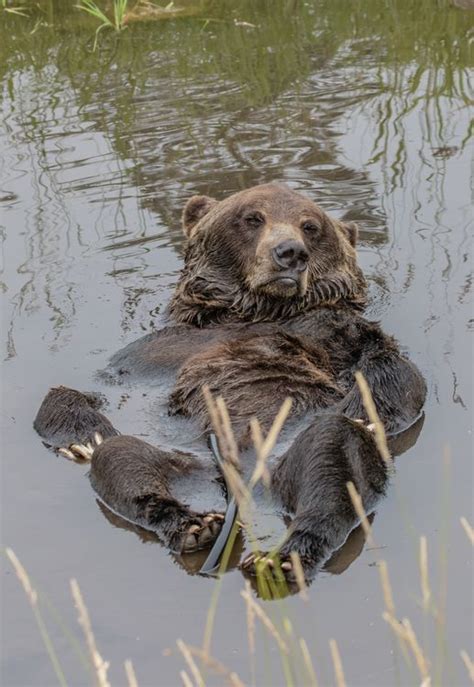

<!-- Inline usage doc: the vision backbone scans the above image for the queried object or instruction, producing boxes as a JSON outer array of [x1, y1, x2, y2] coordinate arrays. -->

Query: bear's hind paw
[[240, 551, 293, 578], [180, 513, 225, 553]]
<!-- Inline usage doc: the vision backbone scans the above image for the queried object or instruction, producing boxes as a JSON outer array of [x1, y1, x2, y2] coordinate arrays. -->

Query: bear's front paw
[[180, 513, 225, 553]]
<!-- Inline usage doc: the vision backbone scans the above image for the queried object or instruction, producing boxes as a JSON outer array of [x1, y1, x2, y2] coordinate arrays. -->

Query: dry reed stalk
[[240, 588, 289, 655], [202, 385, 239, 468], [378, 561, 412, 665], [216, 396, 240, 464], [402, 618, 430, 682], [250, 418, 270, 487], [460, 516, 474, 545], [243, 579, 256, 656], [186, 645, 245, 687], [249, 416, 264, 451], [253, 398, 292, 466], [383, 611, 407, 640], [378, 560, 396, 616], [180, 670, 194, 687], [219, 459, 250, 508], [289, 552, 309, 601], [460, 650, 474, 683], [70, 578, 111, 687], [204, 387, 292, 549], [419, 536, 431, 610], [354, 371, 392, 465], [200, 389, 249, 660], [125, 659, 138, 687], [329, 638, 347, 687], [299, 638, 319, 687], [383, 612, 430, 683], [177, 639, 205, 687], [346, 481, 375, 547], [6, 548, 38, 605], [249, 398, 292, 489], [6, 548, 67, 687]]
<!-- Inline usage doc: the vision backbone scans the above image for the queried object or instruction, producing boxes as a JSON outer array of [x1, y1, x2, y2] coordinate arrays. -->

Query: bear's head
[[169, 183, 367, 325]]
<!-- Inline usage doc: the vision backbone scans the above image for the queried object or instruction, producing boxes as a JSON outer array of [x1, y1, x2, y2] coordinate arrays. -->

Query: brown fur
[[169, 331, 343, 444], [34, 183, 426, 584], [170, 183, 367, 326]]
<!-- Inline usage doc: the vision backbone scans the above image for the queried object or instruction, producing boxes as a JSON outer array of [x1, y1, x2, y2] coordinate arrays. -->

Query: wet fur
[[34, 183, 426, 580]]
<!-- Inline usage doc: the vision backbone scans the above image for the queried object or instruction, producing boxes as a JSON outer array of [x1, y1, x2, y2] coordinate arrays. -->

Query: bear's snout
[[272, 240, 309, 273]]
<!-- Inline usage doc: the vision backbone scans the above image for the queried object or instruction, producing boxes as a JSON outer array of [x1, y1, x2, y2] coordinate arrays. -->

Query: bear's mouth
[[272, 276, 299, 289], [258, 273, 305, 298]]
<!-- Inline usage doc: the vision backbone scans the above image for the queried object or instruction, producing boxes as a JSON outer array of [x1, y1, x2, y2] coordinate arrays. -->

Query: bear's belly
[[168, 330, 344, 445]]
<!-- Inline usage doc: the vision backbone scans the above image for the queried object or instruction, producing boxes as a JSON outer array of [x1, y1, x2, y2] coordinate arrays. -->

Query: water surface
[[1, 2, 472, 685]]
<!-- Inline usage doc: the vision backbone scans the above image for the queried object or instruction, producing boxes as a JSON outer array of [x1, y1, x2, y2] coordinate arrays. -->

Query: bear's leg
[[241, 414, 388, 583], [88, 435, 224, 553], [34, 387, 224, 552], [337, 343, 427, 433]]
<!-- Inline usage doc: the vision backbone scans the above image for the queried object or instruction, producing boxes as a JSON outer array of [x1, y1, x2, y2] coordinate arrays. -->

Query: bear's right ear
[[182, 195, 218, 238], [340, 221, 359, 248]]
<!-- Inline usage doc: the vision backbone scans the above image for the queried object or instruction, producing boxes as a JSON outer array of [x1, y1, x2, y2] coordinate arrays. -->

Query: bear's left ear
[[182, 195, 218, 238], [340, 221, 359, 248]]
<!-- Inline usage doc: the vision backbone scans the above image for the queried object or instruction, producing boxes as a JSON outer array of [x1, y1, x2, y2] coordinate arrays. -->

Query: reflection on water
[[1, 1, 472, 686]]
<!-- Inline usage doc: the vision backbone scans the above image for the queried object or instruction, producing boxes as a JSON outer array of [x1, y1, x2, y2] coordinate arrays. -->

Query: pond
[[1, 1, 472, 685]]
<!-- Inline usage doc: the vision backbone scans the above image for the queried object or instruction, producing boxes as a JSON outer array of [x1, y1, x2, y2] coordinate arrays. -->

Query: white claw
[[93, 432, 103, 446], [70, 443, 93, 461], [366, 423, 376, 432], [58, 448, 76, 461], [281, 562, 292, 571]]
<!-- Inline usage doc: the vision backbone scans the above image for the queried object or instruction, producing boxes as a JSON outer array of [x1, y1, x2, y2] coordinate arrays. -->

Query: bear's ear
[[340, 221, 359, 248], [182, 195, 218, 238]]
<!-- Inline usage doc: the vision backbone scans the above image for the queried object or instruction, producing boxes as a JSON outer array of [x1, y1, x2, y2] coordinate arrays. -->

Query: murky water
[[1, 1, 472, 685]]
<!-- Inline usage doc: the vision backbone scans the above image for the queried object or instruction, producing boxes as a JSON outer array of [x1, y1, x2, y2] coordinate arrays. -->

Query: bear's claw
[[57, 432, 104, 462], [353, 419, 376, 433], [181, 513, 225, 553], [240, 551, 295, 580]]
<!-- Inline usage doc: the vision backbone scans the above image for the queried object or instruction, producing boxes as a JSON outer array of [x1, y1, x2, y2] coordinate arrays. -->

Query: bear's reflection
[[96, 499, 245, 575]]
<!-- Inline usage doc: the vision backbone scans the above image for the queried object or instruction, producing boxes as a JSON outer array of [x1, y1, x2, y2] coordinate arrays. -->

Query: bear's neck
[[168, 271, 366, 327]]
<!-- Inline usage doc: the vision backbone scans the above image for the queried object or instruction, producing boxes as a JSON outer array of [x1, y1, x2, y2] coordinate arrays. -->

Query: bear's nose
[[272, 240, 309, 272]]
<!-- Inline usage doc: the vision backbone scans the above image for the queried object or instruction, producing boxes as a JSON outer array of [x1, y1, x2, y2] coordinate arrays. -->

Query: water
[[1, 1, 472, 685]]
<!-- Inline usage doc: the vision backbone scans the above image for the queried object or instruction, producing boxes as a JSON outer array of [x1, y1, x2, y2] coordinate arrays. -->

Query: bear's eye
[[244, 212, 265, 227], [302, 221, 320, 235]]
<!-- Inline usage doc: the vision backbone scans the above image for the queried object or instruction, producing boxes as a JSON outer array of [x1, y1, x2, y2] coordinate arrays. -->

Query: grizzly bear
[[34, 183, 426, 582]]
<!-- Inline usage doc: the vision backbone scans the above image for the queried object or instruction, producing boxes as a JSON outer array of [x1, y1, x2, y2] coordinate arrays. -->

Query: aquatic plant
[[76, 0, 129, 49], [1, 0, 29, 16]]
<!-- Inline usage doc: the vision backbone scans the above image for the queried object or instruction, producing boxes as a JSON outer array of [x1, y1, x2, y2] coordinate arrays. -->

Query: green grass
[[1, 0, 29, 16], [76, 0, 129, 50]]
